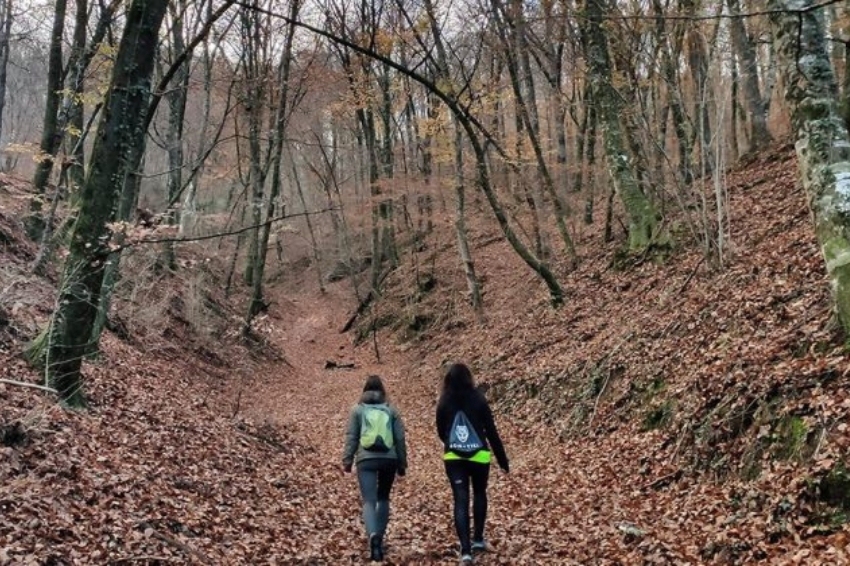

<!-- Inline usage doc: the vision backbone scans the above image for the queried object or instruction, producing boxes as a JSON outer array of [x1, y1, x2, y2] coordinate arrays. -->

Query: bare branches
[[116, 207, 341, 250]]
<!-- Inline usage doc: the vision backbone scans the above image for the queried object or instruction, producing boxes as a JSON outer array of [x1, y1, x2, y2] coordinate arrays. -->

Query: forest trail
[[237, 278, 632, 565]]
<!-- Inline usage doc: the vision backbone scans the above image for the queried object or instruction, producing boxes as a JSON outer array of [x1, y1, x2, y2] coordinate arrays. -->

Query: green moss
[[24, 325, 50, 369], [642, 399, 673, 431], [773, 415, 809, 460]]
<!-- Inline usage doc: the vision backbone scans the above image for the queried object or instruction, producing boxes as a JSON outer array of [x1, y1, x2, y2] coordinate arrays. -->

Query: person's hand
[[397, 468, 406, 477], [499, 461, 509, 474], [342, 463, 352, 474]]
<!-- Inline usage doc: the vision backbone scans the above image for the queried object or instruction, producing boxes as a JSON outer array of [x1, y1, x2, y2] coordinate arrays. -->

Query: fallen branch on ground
[[0, 379, 58, 394]]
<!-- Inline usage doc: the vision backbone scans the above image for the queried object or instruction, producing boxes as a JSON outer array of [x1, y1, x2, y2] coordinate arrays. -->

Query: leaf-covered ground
[[2, 146, 850, 565]]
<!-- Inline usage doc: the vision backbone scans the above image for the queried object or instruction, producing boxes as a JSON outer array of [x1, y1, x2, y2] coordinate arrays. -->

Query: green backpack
[[359, 404, 394, 452]]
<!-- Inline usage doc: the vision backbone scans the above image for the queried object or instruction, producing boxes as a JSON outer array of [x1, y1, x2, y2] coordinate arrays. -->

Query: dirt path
[[237, 279, 625, 565]]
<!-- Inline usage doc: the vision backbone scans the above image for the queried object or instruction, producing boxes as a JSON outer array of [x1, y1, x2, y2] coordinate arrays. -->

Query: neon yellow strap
[[443, 450, 492, 464]]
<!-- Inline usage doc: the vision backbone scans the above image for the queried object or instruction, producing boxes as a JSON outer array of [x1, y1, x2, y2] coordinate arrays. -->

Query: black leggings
[[444, 460, 490, 554]]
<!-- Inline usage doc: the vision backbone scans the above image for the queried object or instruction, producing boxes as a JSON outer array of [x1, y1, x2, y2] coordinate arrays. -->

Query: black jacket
[[436, 389, 509, 471]]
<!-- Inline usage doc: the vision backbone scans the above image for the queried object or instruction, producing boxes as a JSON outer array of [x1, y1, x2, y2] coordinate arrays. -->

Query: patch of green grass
[[773, 415, 808, 460]]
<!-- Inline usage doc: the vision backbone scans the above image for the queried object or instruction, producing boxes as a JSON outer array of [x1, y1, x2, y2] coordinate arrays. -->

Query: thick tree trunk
[[770, 0, 850, 335], [37, 0, 169, 406], [583, 0, 661, 250]]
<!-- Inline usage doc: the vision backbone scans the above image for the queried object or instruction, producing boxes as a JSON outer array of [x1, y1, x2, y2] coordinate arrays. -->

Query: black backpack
[[447, 410, 484, 457]]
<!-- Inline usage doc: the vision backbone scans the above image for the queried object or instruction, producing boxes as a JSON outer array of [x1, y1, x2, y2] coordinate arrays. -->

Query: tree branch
[[0, 379, 58, 394], [117, 207, 341, 250]]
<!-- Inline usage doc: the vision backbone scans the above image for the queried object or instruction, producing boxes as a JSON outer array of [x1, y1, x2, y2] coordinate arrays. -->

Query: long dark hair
[[440, 363, 475, 403], [363, 374, 387, 395]]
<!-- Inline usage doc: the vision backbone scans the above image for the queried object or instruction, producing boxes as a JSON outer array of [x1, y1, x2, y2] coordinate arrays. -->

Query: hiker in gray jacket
[[342, 375, 408, 562]]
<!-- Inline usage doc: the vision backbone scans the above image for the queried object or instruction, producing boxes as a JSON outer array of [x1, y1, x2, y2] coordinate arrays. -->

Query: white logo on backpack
[[456, 425, 470, 443]]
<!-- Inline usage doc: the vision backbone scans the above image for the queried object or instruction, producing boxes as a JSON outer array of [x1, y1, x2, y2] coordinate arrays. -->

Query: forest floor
[[3, 144, 850, 565]]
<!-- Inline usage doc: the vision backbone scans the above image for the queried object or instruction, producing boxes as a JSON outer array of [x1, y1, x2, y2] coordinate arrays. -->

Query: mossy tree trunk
[[37, 0, 169, 407], [582, 0, 661, 251], [770, 0, 850, 336]]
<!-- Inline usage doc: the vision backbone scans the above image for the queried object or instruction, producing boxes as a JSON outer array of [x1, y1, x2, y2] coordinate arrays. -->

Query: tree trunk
[[422, 0, 564, 305], [583, 0, 661, 250], [682, 0, 714, 176], [452, 118, 482, 312], [584, 103, 598, 225], [163, 0, 190, 271], [28, 0, 68, 238], [292, 156, 325, 293], [0, 0, 13, 144], [241, 7, 267, 289], [769, 0, 850, 335], [491, 0, 576, 261], [377, 63, 398, 269], [730, 49, 741, 162], [63, 0, 87, 190], [245, 0, 300, 331], [37, 0, 169, 406], [727, 0, 772, 152], [652, 0, 693, 184]]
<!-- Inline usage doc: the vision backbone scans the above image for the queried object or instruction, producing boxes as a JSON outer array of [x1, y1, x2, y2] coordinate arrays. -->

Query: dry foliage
[[1, 144, 849, 565]]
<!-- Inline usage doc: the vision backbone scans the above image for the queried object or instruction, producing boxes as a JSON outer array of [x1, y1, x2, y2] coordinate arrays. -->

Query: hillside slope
[[1, 145, 849, 565]]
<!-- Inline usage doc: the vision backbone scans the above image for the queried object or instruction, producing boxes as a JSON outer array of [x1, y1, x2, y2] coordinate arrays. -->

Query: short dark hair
[[363, 374, 386, 395]]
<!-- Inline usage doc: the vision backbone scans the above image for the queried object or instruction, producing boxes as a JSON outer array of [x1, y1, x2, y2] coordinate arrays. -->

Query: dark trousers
[[357, 458, 397, 536], [445, 459, 490, 554]]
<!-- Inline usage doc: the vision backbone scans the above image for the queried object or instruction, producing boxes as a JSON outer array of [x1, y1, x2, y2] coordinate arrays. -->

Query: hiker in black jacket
[[342, 375, 408, 562], [436, 363, 509, 564]]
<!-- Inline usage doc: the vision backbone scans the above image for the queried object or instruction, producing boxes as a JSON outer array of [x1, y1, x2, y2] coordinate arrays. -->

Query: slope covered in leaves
[[1, 144, 849, 565]]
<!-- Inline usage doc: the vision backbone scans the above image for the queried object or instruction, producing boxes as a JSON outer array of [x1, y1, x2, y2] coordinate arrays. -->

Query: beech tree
[[770, 0, 850, 335], [582, 0, 661, 251], [33, 0, 170, 406]]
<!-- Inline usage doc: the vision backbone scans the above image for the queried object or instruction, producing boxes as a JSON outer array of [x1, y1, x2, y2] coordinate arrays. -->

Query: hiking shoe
[[369, 533, 383, 562], [460, 554, 474, 564], [471, 540, 492, 553]]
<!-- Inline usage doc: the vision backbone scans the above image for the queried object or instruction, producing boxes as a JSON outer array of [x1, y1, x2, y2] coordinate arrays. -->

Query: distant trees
[[8, 0, 850, 402]]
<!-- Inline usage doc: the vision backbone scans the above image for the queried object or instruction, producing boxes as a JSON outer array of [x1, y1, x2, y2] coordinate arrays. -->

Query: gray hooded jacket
[[342, 390, 407, 471]]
